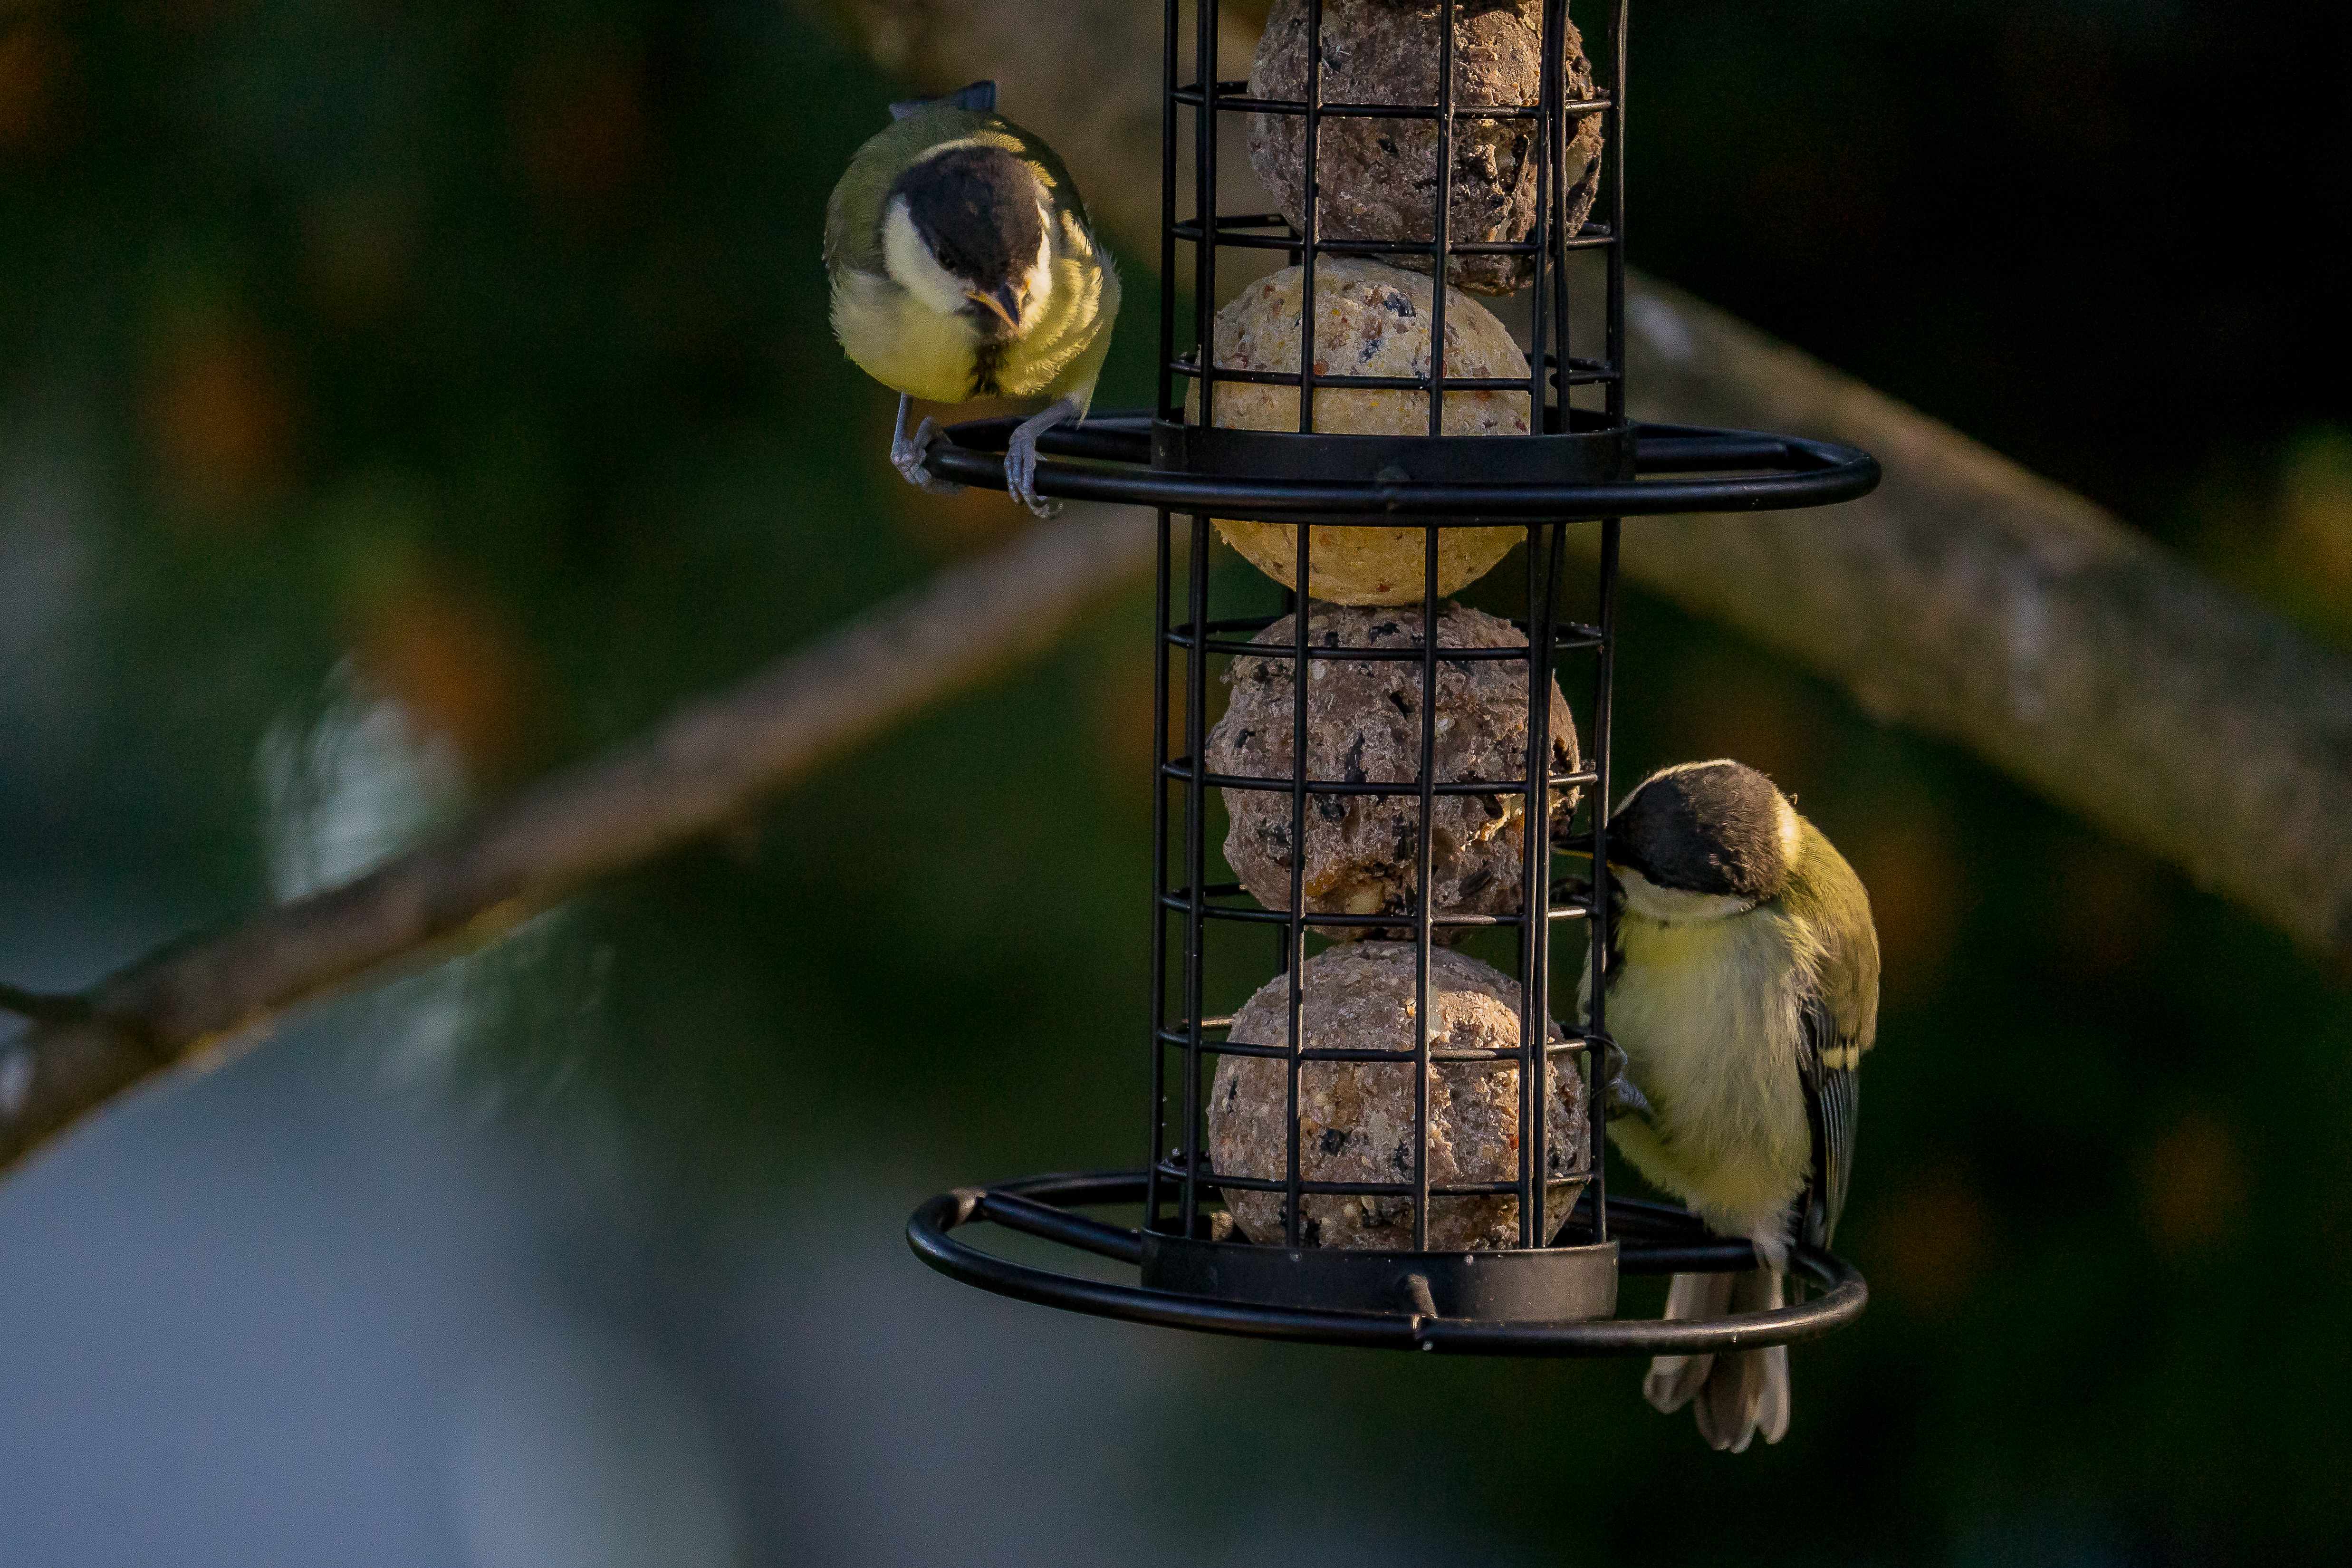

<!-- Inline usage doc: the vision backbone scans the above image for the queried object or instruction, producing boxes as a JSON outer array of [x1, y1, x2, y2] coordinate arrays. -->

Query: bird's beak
[[1554, 847, 1630, 873], [968, 281, 1023, 333]]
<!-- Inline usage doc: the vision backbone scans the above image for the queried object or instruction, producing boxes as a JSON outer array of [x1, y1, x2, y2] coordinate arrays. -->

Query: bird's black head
[[1606, 760, 1796, 912], [889, 143, 1047, 338]]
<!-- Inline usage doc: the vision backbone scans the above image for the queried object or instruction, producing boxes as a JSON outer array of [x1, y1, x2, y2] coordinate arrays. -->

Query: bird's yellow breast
[[829, 211, 1119, 408], [831, 268, 986, 404], [1587, 906, 1814, 1251]]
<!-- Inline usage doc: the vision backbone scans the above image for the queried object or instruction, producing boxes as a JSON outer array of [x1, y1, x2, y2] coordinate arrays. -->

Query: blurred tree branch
[[0, 985, 91, 1028], [0, 511, 1151, 1174], [1610, 278, 2352, 967], [2, 0, 2348, 1177]]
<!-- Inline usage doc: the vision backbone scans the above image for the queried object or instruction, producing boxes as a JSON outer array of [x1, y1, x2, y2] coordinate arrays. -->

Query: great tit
[[1578, 760, 1880, 1452], [824, 81, 1122, 517]]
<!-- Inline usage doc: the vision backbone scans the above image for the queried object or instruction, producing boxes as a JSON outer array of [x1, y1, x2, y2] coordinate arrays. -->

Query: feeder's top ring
[[907, 1171, 1868, 1358], [917, 414, 1880, 524]]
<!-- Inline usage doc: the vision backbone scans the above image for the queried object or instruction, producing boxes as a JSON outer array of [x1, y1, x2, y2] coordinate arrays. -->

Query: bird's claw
[[1600, 1037, 1652, 1122], [890, 401, 963, 496], [1003, 430, 1062, 519], [1001, 395, 1081, 518]]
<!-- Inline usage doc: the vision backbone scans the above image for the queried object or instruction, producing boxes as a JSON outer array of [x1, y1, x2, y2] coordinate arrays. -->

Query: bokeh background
[[4, 1, 2350, 1563]]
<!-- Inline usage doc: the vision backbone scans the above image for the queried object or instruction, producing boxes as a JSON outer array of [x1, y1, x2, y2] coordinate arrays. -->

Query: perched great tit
[[1578, 760, 1880, 1453], [824, 81, 1122, 517]]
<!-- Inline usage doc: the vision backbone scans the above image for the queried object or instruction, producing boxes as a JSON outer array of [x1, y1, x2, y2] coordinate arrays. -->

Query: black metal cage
[[908, 0, 1880, 1355], [1164, 0, 1629, 482]]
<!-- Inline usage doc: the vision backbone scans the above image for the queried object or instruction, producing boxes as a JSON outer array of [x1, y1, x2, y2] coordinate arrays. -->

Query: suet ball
[[1211, 943, 1588, 1249], [1206, 603, 1580, 940]]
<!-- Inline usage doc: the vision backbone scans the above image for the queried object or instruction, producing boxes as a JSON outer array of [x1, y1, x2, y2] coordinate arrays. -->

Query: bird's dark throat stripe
[[970, 341, 1006, 398]]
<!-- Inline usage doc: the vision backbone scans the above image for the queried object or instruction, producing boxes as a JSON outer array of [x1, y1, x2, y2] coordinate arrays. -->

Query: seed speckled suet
[[1578, 760, 1880, 1452], [824, 81, 1122, 516], [1210, 943, 1589, 1251], [1246, 0, 1604, 297], [1205, 603, 1581, 939]]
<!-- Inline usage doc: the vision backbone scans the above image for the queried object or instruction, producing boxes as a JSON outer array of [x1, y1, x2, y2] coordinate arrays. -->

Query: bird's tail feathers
[[1647, 1269, 1792, 1453], [1643, 1270, 1733, 1414], [890, 80, 998, 121]]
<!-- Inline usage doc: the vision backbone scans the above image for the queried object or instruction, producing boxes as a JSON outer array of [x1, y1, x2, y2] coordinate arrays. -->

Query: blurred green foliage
[[3, 1, 2350, 1563]]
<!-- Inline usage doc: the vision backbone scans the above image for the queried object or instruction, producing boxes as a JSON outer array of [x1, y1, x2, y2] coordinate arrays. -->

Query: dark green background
[[2, 2, 2347, 1563]]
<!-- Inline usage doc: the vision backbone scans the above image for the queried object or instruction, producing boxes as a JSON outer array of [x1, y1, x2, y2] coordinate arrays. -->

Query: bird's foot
[[1599, 1037, 1653, 1123], [890, 395, 963, 496], [1004, 397, 1080, 518]]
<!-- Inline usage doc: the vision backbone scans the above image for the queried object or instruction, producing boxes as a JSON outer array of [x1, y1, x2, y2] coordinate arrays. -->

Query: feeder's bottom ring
[[906, 1171, 1867, 1357]]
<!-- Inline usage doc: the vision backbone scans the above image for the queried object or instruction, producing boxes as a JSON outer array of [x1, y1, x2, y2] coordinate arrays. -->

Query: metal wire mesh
[[1144, 1, 1632, 1263], [1160, 0, 1628, 436]]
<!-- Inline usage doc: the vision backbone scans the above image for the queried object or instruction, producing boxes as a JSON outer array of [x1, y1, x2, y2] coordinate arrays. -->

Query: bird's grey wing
[[891, 79, 996, 121], [1797, 993, 1859, 1250]]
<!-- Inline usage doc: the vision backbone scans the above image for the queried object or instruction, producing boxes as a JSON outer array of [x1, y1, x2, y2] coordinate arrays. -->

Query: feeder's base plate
[[907, 1171, 1867, 1357], [1142, 1229, 1619, 1322]]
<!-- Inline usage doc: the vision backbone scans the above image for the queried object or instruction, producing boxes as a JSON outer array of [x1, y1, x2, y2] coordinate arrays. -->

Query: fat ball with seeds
[[1210, 943, 1589, 1251], [1205, 603, 1580, 940]]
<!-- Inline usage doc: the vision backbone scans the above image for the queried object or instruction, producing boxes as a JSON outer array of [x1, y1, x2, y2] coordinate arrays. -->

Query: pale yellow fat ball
[[1189, 260, 1528, 606]]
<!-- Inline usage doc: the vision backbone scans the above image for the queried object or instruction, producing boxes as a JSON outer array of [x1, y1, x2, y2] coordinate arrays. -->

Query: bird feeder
[[906, 0, 1881, 1356]]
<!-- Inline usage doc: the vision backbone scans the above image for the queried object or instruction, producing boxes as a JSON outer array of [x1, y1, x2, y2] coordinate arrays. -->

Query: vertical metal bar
[[1528, 0, 1562, 430], [1274, 572, 1301, 977], [1427, 0, 1456, 437], [1148, 510, 1174, 1231], [1514, 525, 1540, 1247], [1196, 0, 1221, 427], [1284, 555, 1320, 1238], [1521, 521, 1564, 1245], [1159, 0, 1180, 423], [1185, 2, 1220, 1246], [1587, 2, 1628, 1238], [1605, 0, 1628, 427], [1586, 515, 1620, 1242], [1514, 0, 1563, 1249], [1181, 510, 1213, 1235], [1551, 1, 1576, 430], [1299, 0, 1324, 435], [1412, 525, 1440, 1251]]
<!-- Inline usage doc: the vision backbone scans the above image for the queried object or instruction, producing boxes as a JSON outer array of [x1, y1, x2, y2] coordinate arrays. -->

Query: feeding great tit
[[824, 81, 1122, 517], [1577, 760, 1880, 1453]]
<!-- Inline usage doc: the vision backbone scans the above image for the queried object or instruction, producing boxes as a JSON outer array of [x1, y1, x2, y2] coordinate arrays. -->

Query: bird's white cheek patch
[[1616, 867, 1750, 925], [881, 197, 976, 320], [1775, 795, 1802, 864]]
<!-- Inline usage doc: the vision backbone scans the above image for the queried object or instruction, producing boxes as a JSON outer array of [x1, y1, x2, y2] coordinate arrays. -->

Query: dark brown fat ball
[[1246, 0, 1606, 297], [1209, 943, 1590, 1250], [1205, 603, 1582, 940]]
